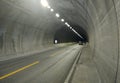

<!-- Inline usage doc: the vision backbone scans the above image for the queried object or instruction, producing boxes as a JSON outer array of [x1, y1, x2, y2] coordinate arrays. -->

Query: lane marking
[[50, 51, 62, 57], [0, 61, 39, 80]]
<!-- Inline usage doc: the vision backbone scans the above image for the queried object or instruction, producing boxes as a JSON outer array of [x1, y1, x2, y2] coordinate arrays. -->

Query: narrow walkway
[[71, 46, 101, 83]]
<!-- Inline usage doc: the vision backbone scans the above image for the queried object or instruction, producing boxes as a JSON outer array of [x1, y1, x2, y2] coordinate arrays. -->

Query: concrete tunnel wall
[[0, 0, 63, 58], [0, 0, 120, 83], [86, 0, 120, 83]]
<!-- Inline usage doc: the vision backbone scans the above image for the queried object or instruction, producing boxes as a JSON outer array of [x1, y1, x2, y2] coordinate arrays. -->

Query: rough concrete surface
[[0, 0, 120, 83]]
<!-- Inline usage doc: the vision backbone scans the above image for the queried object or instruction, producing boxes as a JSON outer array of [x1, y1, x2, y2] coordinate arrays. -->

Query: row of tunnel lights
[[40, 0, 84, 39]]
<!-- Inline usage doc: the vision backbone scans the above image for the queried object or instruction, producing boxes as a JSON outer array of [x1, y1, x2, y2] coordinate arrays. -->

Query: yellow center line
[[0, 61, 39, 80]]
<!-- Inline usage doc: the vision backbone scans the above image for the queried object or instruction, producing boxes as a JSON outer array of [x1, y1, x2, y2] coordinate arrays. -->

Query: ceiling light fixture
[[56, 13, 60, 18], [41, 0, 84, 39], [61, 19, 64, 22], [65, 22, 70, 27], [50, 9, 54, 12], [72, 28, 84, 39], [65, 22, 68, 25], [70, 27, 72, 29], [41, 0, 49, 8], [67, 24, 70, 27]]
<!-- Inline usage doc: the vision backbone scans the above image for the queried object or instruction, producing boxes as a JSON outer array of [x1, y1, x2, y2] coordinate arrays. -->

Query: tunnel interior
[[0, 0, 120, 83], [54, 25, 88, 43]]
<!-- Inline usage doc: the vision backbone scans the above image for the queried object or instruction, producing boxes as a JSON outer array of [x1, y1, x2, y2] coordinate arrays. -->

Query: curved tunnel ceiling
[[0, 0, 120, 83]]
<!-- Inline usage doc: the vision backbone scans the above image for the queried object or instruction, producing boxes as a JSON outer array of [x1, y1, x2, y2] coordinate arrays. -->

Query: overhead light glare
[[61, 19, 64, 22], [65, 22, 68, 25], [65, 22, 70, 27], [67, 24, 70, 27], [56, 13, 60, 18], [70, 27, 72, 29], [47, 6, 51, 9], [50, 9, 54, 12], [41, 0, 49, 8], [72, 28, 84, 39]]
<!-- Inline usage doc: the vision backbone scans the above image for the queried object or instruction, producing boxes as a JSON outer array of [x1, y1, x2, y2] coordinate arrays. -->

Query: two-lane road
[[0, 45, 82, 83]]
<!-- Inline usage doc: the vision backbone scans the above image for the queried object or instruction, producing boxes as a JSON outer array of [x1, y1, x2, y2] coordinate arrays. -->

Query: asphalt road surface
[[0, 45, 82, 83]]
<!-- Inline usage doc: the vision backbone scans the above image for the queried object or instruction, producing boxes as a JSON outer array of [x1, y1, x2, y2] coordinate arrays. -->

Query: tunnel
[[0, 0, 120, 83]]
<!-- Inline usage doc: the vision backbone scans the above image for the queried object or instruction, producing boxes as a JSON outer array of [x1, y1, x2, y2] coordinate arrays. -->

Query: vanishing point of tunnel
[[0, 0, 120, 83]]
